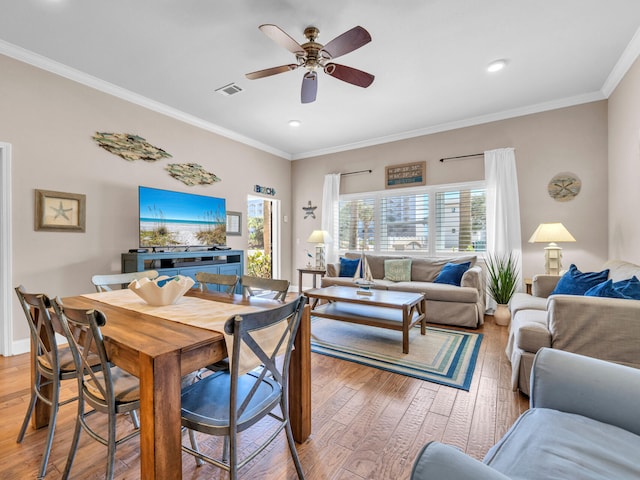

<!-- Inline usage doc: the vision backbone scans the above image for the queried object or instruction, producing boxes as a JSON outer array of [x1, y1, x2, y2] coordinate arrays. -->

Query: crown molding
[[1, 37, 628, 163], [291, 91, 605, 160], [601, 26, 640, 97], [0, 40, 292, 160]]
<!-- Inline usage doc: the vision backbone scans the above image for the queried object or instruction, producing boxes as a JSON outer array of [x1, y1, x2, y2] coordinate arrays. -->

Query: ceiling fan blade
[[301, 71, 318, 104], [259, 24, 305, 55], [321, 26, 372, 59], [245, 64, 298, 80], [324, 63, 374, 88]]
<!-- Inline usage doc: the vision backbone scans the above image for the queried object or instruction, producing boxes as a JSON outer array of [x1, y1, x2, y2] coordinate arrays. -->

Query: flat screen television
[[138, 186, 226, 249]]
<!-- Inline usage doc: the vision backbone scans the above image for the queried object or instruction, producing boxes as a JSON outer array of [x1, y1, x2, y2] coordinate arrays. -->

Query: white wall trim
[[601, 26, 640, 97], [0, 39, 292, 161], [291, 91, 605, 160], [3, 33, 633, 164], [12, 339, 30, 356], [0, 142, 13, 356]]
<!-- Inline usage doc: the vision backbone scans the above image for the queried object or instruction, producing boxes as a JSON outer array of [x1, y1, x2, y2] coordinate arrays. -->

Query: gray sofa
[[411, 348, 640, 479], [507, 259, 640, 396], [321, 253, 484, 328]]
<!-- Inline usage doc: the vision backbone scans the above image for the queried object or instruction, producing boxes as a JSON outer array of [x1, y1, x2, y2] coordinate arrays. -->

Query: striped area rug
[[310, 317, 483, 391]]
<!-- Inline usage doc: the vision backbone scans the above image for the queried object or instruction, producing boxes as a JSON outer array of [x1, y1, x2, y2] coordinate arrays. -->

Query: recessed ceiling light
[[288, 120, 301, 127], [487, 59, 508, 73]]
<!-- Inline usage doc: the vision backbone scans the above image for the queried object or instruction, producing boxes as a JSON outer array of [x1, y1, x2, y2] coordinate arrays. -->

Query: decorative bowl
[[128, 275, 195, 306]]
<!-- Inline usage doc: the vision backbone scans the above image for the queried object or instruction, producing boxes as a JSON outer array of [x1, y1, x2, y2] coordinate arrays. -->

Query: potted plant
[[485, 251, 520, 326]]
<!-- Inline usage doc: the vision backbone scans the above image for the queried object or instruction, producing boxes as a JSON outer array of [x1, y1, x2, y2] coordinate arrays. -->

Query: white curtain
[[321, 173, 341, 264], [484, 148, 522, 309]]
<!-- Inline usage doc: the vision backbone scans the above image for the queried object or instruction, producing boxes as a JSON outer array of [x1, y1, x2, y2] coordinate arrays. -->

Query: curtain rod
[[342, 169, 372, 176], [440, 153, 483, 162]]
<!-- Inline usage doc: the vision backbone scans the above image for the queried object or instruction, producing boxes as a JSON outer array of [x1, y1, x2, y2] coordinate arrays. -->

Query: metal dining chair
[[52, 297, 141, 480], [194, 272, 240, 376], [241, 275, 290, 301], [195, 272, 240, 294], [181, 295, 307, 479], [91, 270, 159, 292], [202, 274, 290, 378], [14, 285, 92, 479]]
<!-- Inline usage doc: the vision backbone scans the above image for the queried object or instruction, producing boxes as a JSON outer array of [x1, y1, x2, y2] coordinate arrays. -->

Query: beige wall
[[1, 54, 292, 343], [291, 101, 609, 286], [608, 56, 640, 263], [2, 48, 623, 345]]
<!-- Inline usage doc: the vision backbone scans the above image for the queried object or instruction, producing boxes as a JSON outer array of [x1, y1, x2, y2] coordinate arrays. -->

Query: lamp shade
[[528, 223, 576, 243], [307, 230, 333, 244]]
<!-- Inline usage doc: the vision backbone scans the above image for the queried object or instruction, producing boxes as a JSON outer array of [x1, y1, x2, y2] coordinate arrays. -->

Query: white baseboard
[[12, 338, 30, 355], [9, 333, 67, 357]]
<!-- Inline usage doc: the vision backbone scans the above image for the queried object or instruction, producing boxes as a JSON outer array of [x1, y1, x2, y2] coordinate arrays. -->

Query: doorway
[[246, 195, 280, 279], [1, 143, 13, 356]]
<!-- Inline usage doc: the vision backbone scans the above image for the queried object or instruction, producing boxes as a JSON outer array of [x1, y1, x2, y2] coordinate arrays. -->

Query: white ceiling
[[2, 1, 640, 160]]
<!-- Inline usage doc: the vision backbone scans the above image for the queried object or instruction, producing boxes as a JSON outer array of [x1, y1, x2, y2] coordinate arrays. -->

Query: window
[[339, 182, 486, 255]]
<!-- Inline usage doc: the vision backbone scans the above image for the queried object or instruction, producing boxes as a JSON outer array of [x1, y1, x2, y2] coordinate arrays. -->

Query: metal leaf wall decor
[[92, 132, 172, 162], [165, 163, 221, 186]]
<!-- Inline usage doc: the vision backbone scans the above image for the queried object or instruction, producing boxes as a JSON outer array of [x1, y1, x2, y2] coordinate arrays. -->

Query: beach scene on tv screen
[[139, 187, 226, 247]]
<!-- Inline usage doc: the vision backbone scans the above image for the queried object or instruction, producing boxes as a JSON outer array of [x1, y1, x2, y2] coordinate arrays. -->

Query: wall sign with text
[[254, 184, 276, 196], [385, 161, 426, 189]]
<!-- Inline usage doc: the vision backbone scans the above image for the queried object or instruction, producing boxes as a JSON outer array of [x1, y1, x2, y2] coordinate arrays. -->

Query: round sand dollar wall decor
[[548, 172, 581, 202]]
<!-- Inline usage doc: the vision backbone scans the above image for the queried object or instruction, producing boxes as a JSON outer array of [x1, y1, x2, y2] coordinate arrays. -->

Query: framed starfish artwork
[[35, 189, 86, 232]]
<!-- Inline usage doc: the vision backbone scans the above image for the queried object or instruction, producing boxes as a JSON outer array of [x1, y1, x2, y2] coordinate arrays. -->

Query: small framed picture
[[35, 189, 86, 232], [226, 211, 242, 236]]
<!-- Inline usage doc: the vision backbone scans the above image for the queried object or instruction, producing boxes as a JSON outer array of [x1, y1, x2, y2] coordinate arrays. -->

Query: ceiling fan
[[245, 24, 375, 103]]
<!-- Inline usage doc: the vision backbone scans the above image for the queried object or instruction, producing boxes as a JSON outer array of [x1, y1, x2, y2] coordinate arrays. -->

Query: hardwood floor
[[0, 315, 528, 479]]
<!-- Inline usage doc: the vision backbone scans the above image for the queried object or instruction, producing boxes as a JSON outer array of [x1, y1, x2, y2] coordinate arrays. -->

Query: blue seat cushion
[[484, 408, 640, 479], [550, 264, 609, 295]]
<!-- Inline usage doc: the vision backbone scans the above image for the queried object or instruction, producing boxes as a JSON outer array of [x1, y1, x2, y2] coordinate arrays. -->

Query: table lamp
[[528, 223, 576, 275], [307, 230, 332, 269]]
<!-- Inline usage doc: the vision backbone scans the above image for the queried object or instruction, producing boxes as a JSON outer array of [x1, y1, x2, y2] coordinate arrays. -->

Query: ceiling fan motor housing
[[301, 27, 324, 71]]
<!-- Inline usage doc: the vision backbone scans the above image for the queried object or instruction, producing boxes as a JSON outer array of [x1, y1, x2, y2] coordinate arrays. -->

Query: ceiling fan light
[[487, 59, 508, 73]]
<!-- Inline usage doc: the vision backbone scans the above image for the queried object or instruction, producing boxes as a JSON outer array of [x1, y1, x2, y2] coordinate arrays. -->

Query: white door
[[246, 195, 281, 279]]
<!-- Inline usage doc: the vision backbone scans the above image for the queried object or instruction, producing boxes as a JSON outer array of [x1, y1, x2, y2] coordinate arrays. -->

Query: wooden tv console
[[121, 250, 244, 294]]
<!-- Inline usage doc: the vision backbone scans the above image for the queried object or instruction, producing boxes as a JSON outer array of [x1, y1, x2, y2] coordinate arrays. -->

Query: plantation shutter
[[338, 197, 376, 251], [379, 192, 429, 252], [435, 188, 486, 253], [338, 182, 486, 255]]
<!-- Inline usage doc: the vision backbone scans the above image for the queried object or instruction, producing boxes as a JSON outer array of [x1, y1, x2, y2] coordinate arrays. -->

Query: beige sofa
[[507, 259, 640, 396], [321, 253, 485, 328]]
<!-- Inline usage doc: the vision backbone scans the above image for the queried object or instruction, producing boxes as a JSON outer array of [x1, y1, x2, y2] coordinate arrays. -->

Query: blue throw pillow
[[584, 280, 627, 299], [339, 257, 361, 278], [433, 262, 471, 286], [550, 264, 609, 296], [612, 276, 640, 300], [587, 276, 640, 300]]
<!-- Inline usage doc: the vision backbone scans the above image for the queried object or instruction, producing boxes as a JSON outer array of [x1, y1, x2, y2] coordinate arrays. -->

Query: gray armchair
[[411, 348, 640, 479]]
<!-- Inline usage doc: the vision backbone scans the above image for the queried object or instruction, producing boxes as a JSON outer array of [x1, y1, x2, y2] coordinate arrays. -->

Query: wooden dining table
[[34, 290, 311, 480]]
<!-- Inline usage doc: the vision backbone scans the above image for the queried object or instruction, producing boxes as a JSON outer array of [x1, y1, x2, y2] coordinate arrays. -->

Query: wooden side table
[[524, 278, 532, 295], [298, 267, 326, 294]]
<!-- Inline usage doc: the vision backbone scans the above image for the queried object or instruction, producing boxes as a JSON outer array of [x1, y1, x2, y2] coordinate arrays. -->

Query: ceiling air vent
[[215, 83, 243, 96]]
